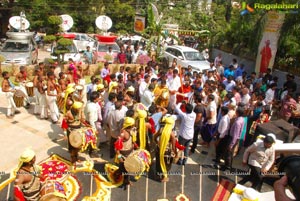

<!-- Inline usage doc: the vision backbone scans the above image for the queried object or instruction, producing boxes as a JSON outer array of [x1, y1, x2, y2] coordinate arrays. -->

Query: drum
[[124, 149, 151, 175], [69, 128, 97, 151], [69, 129, 84, 149], [25, 82, 34, 97], [40, 180, 66, 201], [75, 85, 84, 95], [13, 88, 25, 108], [56, 94, 65, 112]]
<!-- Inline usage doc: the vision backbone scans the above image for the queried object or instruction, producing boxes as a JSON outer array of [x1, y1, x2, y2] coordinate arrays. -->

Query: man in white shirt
[[239, 135, 275, 191], [131, 46, 141, 64], [264, 83, 277, 105], [141, 84, 155, 109], [223, 76, 236, 92], [107, 101, 127, 158], [175, 101, 196, 165], [214, 107, 230, 163], [167, 69, 181, 108], [241, 87, 251, 108], [200, 94, 217, 146], [85, 91, 101, 130], [139, 74, 151, 98]]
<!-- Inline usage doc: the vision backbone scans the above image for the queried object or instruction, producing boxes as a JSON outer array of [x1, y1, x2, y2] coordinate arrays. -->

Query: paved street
[[0, 50, 276, 200]]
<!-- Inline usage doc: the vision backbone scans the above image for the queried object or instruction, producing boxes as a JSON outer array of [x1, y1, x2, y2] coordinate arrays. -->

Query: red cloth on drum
[[175, 140, 186, 150], [14, 186, 25, 201], [39, 160, 69, 182], [114, 137, 123, 150], [61, 119, 68, 129]]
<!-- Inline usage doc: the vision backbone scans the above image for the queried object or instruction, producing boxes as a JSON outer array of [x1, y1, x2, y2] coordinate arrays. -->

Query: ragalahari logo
[[240, 2, 254, 15]]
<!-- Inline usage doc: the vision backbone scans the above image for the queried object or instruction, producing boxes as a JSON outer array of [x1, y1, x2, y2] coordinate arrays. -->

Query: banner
[[255, 11, 285, 73], [134, 15, 145, 33]]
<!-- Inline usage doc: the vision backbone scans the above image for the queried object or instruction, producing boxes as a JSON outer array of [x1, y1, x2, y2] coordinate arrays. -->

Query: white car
[[71, 33, 96, 52], [0, 32, 38, 65], [51, 42, 81, 62], [163, 45, 210, 72]]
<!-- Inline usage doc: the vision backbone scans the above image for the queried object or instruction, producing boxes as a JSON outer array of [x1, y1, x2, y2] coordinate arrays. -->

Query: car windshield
[[97, 43, 120, 52], [2, 42, 29, 52], [183, 51, 205, 61]]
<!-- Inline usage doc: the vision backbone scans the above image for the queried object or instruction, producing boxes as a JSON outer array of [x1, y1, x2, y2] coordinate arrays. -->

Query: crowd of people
[[2, 49, 300, 200]]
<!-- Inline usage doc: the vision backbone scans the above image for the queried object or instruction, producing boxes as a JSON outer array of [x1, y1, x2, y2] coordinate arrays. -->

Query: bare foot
[[161, 177, 169, 182]]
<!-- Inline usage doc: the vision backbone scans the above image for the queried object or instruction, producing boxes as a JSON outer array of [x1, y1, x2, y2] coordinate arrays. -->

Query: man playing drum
[[113, 117, 136, 189], [1, 71, 20, 118], [15, 66, 31, 108], [14, 148, 43, 201]]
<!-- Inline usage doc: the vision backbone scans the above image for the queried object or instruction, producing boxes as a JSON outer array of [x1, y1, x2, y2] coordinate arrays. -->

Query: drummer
[[15, 66, 31, 108], [14, 148, 43, 201], [113, 117, 136, 189], [64, 100, 85, 163], [1, 71, 20, 118]]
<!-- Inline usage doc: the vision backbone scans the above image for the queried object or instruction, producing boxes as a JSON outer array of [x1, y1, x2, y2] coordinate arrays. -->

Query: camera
[[278, 155, 300, 200]]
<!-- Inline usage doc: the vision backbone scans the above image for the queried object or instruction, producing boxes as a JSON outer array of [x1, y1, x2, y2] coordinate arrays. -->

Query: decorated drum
[[39, 180, 67, 201], [69, 128, 97, 152], [13, 88, 25, 107], [124, 149, 151, 175], [25, 82, 34, 97]]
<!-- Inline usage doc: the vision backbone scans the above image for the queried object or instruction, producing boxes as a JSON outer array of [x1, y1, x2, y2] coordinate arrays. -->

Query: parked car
[[70, 33, 96, 52], [51, 43, 81, 62], [163, 45, 210, 72], [93, 35, 120, 63], [50, 33, 81, 62], [0, 32, 38, 65]]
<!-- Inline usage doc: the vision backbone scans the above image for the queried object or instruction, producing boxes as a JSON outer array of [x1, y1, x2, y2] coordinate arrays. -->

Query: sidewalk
[[0, 91, 69, 174]]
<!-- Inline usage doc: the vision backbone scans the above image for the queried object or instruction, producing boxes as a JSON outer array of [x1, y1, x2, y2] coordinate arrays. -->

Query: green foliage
[[43, 35, 57, 44], [57, 38, 73, 46]]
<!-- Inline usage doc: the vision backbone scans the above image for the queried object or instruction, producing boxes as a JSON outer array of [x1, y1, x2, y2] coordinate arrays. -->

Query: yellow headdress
[[16, 148, 36, 172], [72, 101, 83, 109], [63, 86, 76, 114], [97, 84, 104, 91], [108, 81, 118, 93], [19, 148, 35, 163], [122, 117, 135, 129], [126, 86, 135, 93]]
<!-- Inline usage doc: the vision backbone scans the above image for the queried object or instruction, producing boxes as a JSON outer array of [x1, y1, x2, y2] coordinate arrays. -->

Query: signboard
[[255, 11, 285, 73], [134, 15, 145, 33]]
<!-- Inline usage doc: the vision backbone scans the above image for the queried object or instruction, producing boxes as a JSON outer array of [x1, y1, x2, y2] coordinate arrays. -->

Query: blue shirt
[[151, 112, 163, 132], [234, 67, 244, 79]]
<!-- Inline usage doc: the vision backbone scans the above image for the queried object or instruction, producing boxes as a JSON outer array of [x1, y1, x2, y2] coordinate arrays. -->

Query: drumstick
[[127, 183, 130, 201], [90, 173, 93, 196], [181, 153, 184, 194], [199, 164, 202, 201], [145, 173, 149, 201]]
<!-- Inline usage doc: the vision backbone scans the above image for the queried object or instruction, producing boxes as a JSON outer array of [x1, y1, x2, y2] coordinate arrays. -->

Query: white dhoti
[[33, 88, 41, 114], [5, 92, 17, 116], [47, 91, 59, 122], [39, 93, 48, 119]]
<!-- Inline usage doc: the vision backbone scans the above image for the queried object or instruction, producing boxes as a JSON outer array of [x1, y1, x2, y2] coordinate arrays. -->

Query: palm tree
[[142, 3, 178, 58]]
